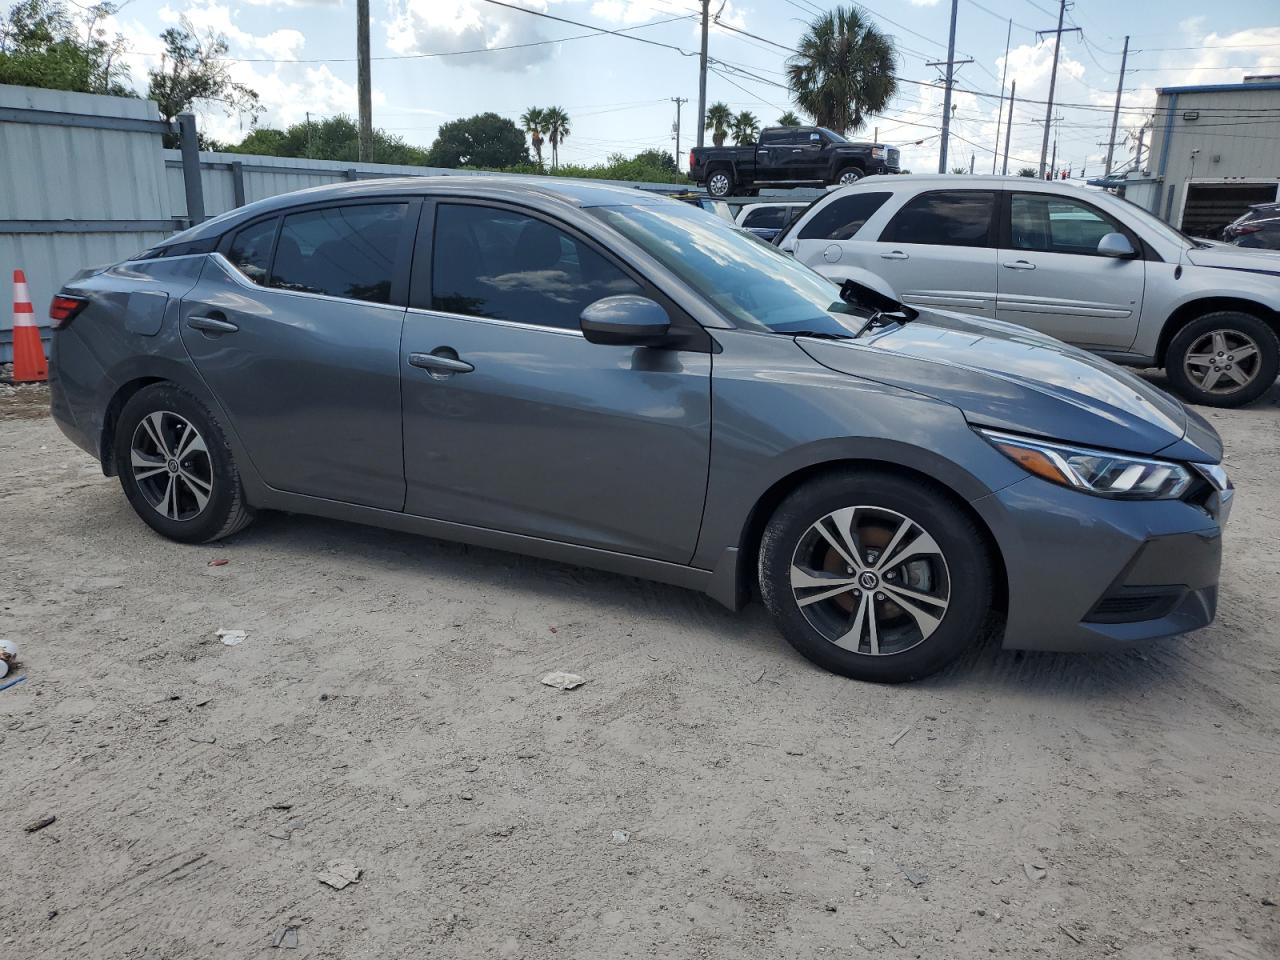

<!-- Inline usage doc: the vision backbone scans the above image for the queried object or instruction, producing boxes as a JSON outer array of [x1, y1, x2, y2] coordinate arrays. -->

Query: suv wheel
[[759, 470, 992, 683], [1164, 311, 1279, 407], [706, 169, 733, 198], [115, 383, 255, 543], [835, 167, 864, 186]]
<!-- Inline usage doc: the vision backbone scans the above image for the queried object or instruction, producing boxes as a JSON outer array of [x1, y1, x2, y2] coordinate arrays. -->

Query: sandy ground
[[1, 376, 1278, 960]]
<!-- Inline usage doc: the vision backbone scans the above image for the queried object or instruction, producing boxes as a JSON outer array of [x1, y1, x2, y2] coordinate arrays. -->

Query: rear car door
[[179, 200, 416, 510], [398, 200, 712, 563], [996, 190, 1146, 348], [863, 189, 999, 318], [755, 129, 792, 180], [789, 190, 894, 264]]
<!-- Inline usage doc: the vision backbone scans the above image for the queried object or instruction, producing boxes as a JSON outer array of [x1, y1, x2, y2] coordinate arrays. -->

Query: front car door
[[398, 200, 712, 564], [180, 200, 416, 510], [862, 189, 1000, 318], [996, 190, 1146, 349]]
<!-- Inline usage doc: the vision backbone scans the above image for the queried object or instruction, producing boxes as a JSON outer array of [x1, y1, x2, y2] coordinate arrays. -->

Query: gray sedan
[[48, 178, 1231, 682]]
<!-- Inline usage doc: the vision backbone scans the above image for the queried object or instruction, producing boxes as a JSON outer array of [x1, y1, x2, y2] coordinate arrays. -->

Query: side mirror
[[580, 295, 671, 346], [1097, 232, 1136, 258], [778, 236, 797, 254], [809, 132, 821, 143]]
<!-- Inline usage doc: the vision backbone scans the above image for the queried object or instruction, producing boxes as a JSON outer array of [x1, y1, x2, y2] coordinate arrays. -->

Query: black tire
[[832, 166, 864, 187], [758, 470, 992, 683], [706, 168, 734, 198], [114, 383, 254, 544], [1164, 311, 1279, 408]]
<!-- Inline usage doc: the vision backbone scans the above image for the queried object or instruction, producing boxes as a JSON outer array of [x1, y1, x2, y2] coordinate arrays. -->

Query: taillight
[[689, 150, 695, 170], [1233, 224, 1262, 235], [49, 294, 88, 329]]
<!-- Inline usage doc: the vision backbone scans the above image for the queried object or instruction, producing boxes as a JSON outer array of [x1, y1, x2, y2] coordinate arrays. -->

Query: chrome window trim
[[405, 305, 586, 338]]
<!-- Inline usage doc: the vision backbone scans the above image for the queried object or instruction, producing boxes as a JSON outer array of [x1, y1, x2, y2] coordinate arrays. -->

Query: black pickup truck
[[689, 126, 899, 197]]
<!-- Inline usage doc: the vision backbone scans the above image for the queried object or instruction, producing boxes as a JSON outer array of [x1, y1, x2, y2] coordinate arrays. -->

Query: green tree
[[147, 17, 261, 145], [1016, 166, 1037, 177], [730, 110, 759, 146], [786, 5, 897, 136], [777, 110, 803, 126], [951, 166, 968, 175], [424, 112, 529, 169], [0, 0, 130, 94], [542, 105, 570, 170], [520, 106, 546, 167], [631, 147, 677, 173], [704, 101, 732, 146], [225, 114, 430, 165]]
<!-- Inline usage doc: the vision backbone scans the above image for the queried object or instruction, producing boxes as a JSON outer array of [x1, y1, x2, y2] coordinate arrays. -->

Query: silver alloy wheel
[[838, 168, 863, 185], [790, 505, 950, 656], [130, 410, 213, 522], [708, 171, 732, 197], [1183, 329, 1262, 394]]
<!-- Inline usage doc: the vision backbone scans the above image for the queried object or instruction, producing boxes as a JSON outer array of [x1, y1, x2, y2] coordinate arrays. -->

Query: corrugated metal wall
[[1145, 84, 1280, 227], [1, 85, 175, 362]]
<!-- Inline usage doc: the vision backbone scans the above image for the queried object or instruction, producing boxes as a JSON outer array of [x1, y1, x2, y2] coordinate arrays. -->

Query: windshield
[[591, 201, 860, 336], [1106, 193, 1196, 249]]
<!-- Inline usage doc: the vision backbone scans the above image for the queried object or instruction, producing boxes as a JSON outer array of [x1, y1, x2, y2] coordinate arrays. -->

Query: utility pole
[[992, 18, 1012, 174], [1036, 0, 1080, 178], [671, 97, 687, 170], [931, 0, 967, 174], [1002, 79, 1015, 175], [1135, 125, 1146, 172], [1103, 35, 1130, 176], [356, 0, 373, 163], [1049, 134, 1057, 180], [696, 0, 709, 148], [969, 152, 974, 174]]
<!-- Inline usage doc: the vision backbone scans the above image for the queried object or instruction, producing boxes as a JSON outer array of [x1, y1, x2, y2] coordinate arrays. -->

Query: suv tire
[[1164, 310, 1279, 407], [833, 166, 864, 186], [758, 470, 992, 683], [115, 383, 255, 544]]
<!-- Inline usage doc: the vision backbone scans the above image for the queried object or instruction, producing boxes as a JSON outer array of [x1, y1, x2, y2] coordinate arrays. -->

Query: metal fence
[[1, 82, 698, 362]]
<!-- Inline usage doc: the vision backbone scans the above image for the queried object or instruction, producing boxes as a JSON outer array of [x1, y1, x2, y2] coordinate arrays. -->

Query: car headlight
[[978, 428, 1194, 500], [871, 146, 886, 159]]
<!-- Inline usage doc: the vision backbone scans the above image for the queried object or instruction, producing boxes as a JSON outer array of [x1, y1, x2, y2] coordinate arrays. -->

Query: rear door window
[[226, 218, 278, 284], [268, 203, 410, 304], [798, 192, 892, 241], [879, 190, 996, 247], [429, 203, 643, 329]]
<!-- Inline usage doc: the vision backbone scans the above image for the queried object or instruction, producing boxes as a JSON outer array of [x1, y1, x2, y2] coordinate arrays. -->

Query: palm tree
[[786, 5, 897, 136], [705, 101, 732, 147], [520, 107, 546, 167], [777, 110, 803, 127], [542, 106, 570, 170], [730, 110, 759, 146]]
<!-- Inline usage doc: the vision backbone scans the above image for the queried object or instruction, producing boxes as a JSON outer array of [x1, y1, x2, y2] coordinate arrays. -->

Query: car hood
[[798, 310, 1221, 461], [1184, 243, 1280, 274]]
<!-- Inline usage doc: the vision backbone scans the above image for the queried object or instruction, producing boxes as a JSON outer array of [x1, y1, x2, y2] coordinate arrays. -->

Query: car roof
[[167, 175, 670, 246]]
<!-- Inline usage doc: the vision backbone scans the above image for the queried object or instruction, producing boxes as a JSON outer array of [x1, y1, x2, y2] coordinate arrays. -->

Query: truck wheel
[[1164, 311, 1279, 408], [706, 169, 733, 198], [834, 167, 864, 186]]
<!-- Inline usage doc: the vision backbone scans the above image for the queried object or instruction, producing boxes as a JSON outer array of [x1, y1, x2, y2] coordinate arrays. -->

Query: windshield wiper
[[787, 330, 853, 340]]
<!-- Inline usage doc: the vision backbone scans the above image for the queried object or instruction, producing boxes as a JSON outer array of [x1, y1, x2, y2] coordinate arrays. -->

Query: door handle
[[1002, 260, 1036, 270], [791, 148, 802, 153], [880, 250, 909, 261], [409, 351, 474, 375], [186, 314, 239, 334]]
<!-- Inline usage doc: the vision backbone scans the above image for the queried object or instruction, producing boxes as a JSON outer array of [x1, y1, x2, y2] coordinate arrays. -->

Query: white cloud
[[385, 0, 559, 72]]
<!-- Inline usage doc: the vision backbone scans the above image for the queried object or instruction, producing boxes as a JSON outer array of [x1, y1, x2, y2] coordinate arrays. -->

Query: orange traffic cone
[[11, 269, 48, 383]]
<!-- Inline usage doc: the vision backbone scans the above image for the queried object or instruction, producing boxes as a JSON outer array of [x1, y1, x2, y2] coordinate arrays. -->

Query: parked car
[[690, 126, 899, 198], [49, 178, 1230, 682], [735, 201, 810, 242], [777, 175, 1280, 407], [1222, 201, 1280, 250]]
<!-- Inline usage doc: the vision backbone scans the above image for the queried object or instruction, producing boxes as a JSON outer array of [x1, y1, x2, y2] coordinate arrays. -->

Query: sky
[[97, 0, 1280, 177]]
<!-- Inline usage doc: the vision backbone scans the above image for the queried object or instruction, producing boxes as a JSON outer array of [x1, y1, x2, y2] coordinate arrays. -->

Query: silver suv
[[779, 175, 1280, 406]]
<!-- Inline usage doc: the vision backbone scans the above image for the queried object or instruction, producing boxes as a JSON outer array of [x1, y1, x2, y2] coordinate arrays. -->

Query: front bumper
[[972, 476, 1229, 653]]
